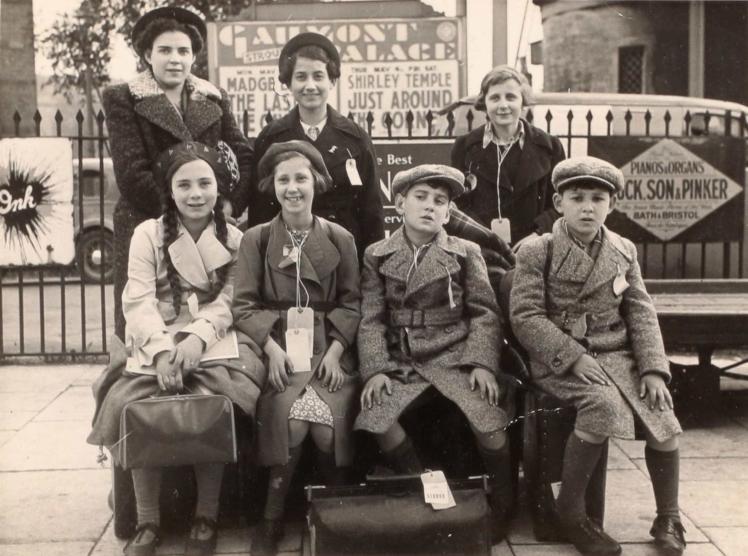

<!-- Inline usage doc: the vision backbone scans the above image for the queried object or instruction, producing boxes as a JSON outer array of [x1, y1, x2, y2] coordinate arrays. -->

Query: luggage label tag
[[420, 470, 456, 510], [465, 173, 478, 191], [287, 307, 314, 370], [345, 156, 363, 186], [285, 328, 312, 373], [613, 265, 630, 296], [570, 313, 588, 340], [279, 244, 298, 269], [490, 217, 512, 244]]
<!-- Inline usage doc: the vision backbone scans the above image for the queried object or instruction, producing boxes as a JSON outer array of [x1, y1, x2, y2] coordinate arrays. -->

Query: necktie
[[307, 126, 319, 141]]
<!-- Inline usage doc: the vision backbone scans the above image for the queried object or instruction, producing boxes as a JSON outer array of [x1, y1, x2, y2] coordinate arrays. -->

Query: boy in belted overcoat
[[355, 164, 514, 541], [510, 157, 685, 556]]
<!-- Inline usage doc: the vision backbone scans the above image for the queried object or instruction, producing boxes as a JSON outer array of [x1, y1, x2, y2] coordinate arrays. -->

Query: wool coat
[[103, 71, 253, 339], [242, 106, 384, 258], [87, 217, 266, 451], [510, 220, 682, 442], [354, 227, 510, 435], [232, 215, 362, 466], [450, 119, 565, 242]]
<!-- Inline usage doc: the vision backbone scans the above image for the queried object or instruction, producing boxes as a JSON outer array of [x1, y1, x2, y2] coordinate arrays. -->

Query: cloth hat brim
[[257, 140, 333, 186], [132, 7, 206, 55], [392, 164, 465, 199], [279, 32, 340, 71], [555, 175, 619, 193]]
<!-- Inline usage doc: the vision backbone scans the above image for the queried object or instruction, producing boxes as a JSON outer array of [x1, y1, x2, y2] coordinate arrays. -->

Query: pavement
[[0, 360, 747, 556]]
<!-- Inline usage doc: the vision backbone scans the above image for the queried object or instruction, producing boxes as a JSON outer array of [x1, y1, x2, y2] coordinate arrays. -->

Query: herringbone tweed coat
[[510, 220, 681, 442], [104, 71, 252, 339], [355, 227, 510, 435]]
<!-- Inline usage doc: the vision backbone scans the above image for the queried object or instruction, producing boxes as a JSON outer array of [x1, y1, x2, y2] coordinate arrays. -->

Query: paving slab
[[0, 541, 96, 556], [0, 366, 84, 394], [0, 469, 109, 543], [680, 480, 748, 527], [0, 390, 63, 413], [0, 420, 99, 471], [71, 365, 105, 387], [702, 526, 748, 556], [607, 440, 637, 470], [634, 456, 748, 481], [34, 386, 95, 422], [0, 411, 36, 431], [0, 432, 14, 449]]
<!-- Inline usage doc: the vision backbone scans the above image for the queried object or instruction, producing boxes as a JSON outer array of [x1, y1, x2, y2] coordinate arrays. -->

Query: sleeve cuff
[[180, 319, 218, 350], [136, 331, 174, 366]]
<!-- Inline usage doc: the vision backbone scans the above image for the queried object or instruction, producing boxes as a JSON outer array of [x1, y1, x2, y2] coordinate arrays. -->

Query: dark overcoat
[[232, 215, 362, 466], [241, 106, 384, 258], [355, 228, 510, 435], [103, 71, 253, 338], [510, 220, 682, 442], [450, 119, 565, 242]]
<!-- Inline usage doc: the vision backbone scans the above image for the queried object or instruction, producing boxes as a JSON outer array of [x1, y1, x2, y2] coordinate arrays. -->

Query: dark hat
[[131, 7, 206, 55], [552, 156, 624, 194], [279, 32, 340, 72], [392, 164, 465, 198], [257, 140, 333, 193], [155, 141, 236, 197]]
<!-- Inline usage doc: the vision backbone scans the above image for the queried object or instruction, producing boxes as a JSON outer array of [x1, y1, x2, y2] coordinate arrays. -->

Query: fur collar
[[128, 71, 221, 101]]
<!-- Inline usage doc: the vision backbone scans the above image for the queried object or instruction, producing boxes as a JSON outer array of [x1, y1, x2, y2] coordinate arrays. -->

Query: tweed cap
[[132, 7, 206, 56], [280, 32, 340, 72], [155, 141, 236, 197], [552, 156, 624, 194], [257, 140, 333, 194], [392, 164, 465, 198]]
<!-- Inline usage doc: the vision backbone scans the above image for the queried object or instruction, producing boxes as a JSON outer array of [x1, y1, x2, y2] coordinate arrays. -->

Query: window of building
[[618, 46, 645, 93]]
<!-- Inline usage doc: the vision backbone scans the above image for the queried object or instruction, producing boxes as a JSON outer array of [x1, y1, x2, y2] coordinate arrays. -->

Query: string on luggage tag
[[439, 262, 456, 309], [407, 243, 431, 283], [494, 139, 517, 220], [286, 227, 310, 310]]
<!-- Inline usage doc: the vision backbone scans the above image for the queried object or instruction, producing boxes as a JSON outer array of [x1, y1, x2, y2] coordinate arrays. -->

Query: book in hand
[[125, 327, 239, 376]]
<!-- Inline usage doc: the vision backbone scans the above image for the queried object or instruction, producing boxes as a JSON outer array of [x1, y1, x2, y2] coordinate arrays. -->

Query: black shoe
[[252, 519, 284, 556], [561, 517, 622, 555], [185, 516, 218, 556], [123, 522, 161, 556], [650, 516, 686, 555]]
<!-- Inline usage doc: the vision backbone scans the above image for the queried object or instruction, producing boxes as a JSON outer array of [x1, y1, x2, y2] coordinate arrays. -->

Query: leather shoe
[[185, 516, 218, 556], [561, 517, 622, 555], [124, 522, 161, 556], [650, 515, 686, 555], [252, 519, 284, 556]]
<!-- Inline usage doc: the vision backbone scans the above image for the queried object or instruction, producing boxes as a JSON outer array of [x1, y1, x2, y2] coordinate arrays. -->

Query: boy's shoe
[[123, 523, 161, 556], [185, 516, 218, 556], [252, 519, 284, 556], [561, 517, 622, 555], [650, 516, 687, 555]]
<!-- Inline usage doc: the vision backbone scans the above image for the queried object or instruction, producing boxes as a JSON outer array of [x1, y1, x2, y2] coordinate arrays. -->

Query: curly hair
[[278, 44, 340, 87], [135, 17, 204, 65], [161, 195, 230, 317], [256, 151, 332, 196], [474, 65, 533, 111]]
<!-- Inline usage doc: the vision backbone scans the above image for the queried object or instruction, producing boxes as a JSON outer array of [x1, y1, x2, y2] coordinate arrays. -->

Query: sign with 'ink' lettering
[[0, 138, 75, 266], [589, 137, 745, 242]]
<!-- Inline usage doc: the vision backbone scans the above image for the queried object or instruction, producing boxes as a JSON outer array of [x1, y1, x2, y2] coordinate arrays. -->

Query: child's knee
[[288, 419, 310, 447], [310, 423, 334, 453], [646, 433, 679, 452], [574, 428, 608, 445], [474, 427, 508, 450]]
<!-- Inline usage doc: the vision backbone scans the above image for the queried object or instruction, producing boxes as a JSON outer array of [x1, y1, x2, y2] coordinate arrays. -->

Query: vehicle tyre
[[76, 229, 114, 283]]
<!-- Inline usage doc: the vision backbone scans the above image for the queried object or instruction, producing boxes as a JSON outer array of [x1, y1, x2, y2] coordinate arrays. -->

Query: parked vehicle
[[72, 158, 117, 283]]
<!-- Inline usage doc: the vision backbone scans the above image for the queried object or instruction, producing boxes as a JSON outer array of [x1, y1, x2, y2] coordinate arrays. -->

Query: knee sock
[[315, 449, 345, 486], [382, 436, 422, 474], [131, 467, 162, 527], [556, 432, 605, 524], [193, 463, 225, 521], [645, 446, 680, 518], [478, 443, 514, 509], [263, 444, 303, 521]]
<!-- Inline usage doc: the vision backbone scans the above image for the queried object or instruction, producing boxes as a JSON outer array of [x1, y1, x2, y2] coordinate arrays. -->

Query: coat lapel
[[134, 95, 193, 142], [512, 120, 554, 195], [551, 220, 594, 284], [375, 228, 413, 285], [577, 227, 632, 299], [404, 230, 464, 299], [167, 226, 211, 291], [184, 98, 222, 139], [266, 217, 340, 286]]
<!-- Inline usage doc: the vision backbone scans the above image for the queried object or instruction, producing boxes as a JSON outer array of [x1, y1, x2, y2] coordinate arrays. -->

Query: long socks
[[131, 467, 162, 526], [193, 463, 224, 520], [556, 432, 606, 524], [645, 446, 680, 518], [382, 436, 422, 474], [263, 444, 303, 520], [315, 449, 346, 486]]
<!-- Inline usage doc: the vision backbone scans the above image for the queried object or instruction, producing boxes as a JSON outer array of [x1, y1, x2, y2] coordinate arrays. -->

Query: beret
[[392, 164, 465, 198], [257, 140, 333, 193], [155, 141, 235, 197], [552, 156, 624, 194], [132, 7, 206, 56], [279, 32, 340, 71]]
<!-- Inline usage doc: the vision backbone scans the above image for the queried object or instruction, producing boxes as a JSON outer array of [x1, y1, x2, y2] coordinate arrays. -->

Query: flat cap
[[257, 140, 333, 194], [392, 164, 465, 198], [132, 7, 206, 56], [552, 156, 624, 194], [279, 32, 340, 71]]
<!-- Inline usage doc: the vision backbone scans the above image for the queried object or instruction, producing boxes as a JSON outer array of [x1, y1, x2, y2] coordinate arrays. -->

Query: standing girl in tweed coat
[[88, 142, 265, 556], [104, 7, 252, 340], [511, 157, 685, 556], [232, 141, 361, 556], [355, 164, 514, 541]]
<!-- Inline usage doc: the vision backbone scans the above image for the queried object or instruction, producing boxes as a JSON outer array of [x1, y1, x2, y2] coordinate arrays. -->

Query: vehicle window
[[81, 170, 101, 197]]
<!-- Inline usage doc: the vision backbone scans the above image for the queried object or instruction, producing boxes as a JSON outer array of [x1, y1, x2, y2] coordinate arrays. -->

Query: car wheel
[[76, 229, 114, 283]]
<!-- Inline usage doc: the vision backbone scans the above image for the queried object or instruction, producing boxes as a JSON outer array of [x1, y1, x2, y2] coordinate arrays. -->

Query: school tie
[[307, 126, 319, 141]]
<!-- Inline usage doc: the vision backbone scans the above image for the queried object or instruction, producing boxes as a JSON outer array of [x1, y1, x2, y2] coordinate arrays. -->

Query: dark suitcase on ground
[[305, 474, 491, 556]]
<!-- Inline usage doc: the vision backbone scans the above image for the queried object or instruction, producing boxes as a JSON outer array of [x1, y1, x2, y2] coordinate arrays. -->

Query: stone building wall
[[0, 0, 37, 137]]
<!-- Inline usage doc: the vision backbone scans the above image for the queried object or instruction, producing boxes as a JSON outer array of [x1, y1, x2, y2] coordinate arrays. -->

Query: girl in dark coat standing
[[232, 141, 361, 556], [104, 7, 252, 339], [451, 65, 565, 250], [241, 32, 384, 259]]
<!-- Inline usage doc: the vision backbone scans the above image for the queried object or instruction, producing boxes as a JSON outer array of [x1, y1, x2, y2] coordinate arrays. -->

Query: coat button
[[552, 357, 562, 367], [315, 314, 322, 323], [444, 325, 454, 334]]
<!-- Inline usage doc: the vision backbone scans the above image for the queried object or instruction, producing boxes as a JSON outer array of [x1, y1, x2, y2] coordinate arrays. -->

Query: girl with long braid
[[88, 142, 266, 556]]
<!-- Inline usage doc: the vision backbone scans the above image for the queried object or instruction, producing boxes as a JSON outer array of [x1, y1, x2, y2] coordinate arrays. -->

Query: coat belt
[[388, 308, 462, 328]]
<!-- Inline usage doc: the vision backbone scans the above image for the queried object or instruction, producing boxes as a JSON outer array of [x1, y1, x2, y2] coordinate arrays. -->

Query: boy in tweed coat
[[511, 156, 685, 556], [355, 164, 514, 540]]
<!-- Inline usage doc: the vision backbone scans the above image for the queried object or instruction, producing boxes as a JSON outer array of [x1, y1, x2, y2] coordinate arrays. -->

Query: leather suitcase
[[305, 474, 491, 556]]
